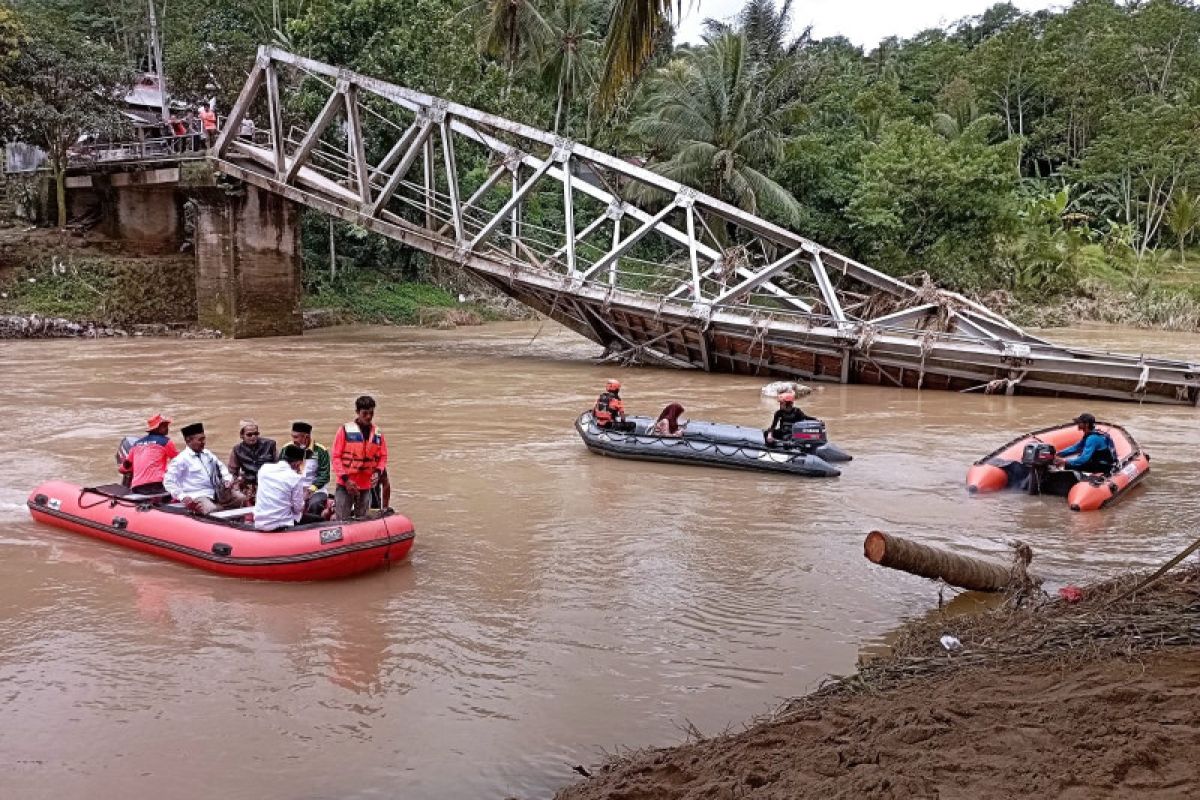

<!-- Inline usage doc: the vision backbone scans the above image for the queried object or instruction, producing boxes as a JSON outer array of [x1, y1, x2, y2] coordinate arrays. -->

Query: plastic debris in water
[[1059, 585, 1084, 603], [939, 635, 962, 652]]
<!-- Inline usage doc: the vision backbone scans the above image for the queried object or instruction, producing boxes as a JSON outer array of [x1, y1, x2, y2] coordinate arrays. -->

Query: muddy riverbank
[[556, 564, 1200, 800]]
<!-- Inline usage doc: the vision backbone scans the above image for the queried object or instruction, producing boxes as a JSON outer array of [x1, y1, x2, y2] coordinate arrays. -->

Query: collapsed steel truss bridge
[[210, 47, 1200, 406]]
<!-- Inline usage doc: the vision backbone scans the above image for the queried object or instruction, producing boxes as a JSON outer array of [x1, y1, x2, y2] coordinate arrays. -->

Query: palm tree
[[458, 0, 553, 74], [541, 0, 602, 135], [597, 0, 680, 108], [1166, 189, 1200, 264], [631, 31, 803, 227]]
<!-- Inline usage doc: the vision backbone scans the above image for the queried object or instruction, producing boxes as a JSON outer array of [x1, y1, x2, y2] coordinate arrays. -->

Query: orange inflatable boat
[[28, 481, 415, 580], [966, 422, 1149, 512]]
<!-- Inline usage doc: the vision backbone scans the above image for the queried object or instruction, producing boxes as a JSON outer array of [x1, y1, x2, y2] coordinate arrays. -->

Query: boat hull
[[575, 413, 845, 477], [966, 423, 1149, 512], [27, 481, 414, 580]]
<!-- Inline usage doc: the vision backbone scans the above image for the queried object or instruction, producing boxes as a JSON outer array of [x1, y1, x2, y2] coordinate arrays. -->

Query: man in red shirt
[[121, 413, 179, 495], [330, 395, 388, 520]]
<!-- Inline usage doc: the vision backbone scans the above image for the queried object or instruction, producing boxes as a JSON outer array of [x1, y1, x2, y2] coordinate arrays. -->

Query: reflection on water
[[0, 321, 1197, 798]]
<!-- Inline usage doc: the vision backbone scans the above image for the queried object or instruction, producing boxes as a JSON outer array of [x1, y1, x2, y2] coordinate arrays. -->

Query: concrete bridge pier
[[194, 183, 302, 338]]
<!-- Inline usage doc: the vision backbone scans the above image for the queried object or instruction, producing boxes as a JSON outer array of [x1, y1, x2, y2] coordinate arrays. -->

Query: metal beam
[[712, 249, 807, 306], [214, 53, 266, 157], [265, 62, 286, 179], [468, 158, 553, 251], [810, 252, 846, 324], [369, 118, 434, 217], [283, 85, 345, 185], [580, 201, 678, 280], [343, 84, 371, 204], [439, 114, 463, 242]]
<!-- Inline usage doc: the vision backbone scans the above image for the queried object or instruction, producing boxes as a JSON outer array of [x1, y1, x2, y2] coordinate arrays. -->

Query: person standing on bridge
[[199, 104, 218, 148], [331, 396, 389, 521]]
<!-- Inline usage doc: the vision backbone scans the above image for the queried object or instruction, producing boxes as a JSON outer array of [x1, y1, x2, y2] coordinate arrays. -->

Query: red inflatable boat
[[966, 422, 1149, 512], [27, 481, 415, 580]]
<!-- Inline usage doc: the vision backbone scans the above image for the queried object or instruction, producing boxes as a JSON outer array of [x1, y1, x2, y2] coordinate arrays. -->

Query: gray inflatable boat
[[575, 413, 851, 477]]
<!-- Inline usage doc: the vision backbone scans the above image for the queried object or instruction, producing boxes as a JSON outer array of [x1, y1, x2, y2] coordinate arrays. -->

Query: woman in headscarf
[[652, 403, 686, 436]]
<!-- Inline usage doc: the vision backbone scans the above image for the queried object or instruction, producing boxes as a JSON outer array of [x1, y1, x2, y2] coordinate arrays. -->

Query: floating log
[[864, 530, 1039, 593]]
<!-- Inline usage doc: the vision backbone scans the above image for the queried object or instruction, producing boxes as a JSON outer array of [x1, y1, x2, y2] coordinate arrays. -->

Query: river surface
[[0, 321, 1197, 799]]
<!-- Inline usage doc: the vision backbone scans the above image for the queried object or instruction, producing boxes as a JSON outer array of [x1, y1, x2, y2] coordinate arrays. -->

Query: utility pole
[[147, 0, 169, 123]]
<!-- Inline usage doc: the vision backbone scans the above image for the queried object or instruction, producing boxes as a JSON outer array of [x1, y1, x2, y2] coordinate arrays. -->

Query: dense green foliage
[[5, 0, 1200, 314]]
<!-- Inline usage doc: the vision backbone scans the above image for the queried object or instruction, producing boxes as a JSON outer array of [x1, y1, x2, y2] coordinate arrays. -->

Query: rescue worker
[[331, 396, 389, 521], [593, 379, 633, 432], [227, 419, 278, 502], [120, 413, 178, 495], [164, 423, 247, 515], [289, 421, 332, 520], [764, 392, 812, 446], [252, 444, 310, 531], [1054, 413, 1117, 474]]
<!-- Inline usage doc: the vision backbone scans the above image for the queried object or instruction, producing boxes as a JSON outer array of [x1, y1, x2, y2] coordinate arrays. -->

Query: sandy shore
[[556, 566, 1200, 800]]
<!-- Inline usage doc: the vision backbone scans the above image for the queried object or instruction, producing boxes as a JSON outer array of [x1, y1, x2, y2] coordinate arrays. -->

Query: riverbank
[[556, 562, 1200, 800]]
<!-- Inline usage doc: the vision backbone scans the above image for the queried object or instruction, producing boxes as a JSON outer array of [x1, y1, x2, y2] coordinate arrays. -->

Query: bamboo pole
[[864, 530, 1039, 593]]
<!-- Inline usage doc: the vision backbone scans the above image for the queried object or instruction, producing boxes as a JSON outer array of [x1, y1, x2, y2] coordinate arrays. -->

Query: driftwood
[[864, 530, 1041, 593]]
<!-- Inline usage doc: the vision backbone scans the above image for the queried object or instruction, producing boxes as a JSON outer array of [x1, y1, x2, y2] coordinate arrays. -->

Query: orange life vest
[[594, 392, 624, 425], [339, 422, 384, 475]]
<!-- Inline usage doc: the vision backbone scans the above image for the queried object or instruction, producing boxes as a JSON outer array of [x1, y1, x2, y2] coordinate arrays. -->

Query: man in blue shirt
[[1055, 413, 1117, 474]]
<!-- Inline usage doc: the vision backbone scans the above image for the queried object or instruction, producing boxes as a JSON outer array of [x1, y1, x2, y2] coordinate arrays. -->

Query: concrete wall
[[194, 184, 302, 338]]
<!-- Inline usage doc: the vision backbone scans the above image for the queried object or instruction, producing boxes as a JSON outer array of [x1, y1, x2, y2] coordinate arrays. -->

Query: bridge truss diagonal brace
[[283, 82, 347, 185], [469, 157, 554, 252], [580, 198, 682, 280], [712, 247, 808, 306], [370, 117, 436, 217], [214, 54, 267, 158]]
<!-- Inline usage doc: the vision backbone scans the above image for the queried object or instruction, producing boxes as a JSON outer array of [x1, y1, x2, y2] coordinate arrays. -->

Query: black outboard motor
[[1020, 442, 1056, 495], [789, 420, 828, 447], [115, 435, 140, 488]]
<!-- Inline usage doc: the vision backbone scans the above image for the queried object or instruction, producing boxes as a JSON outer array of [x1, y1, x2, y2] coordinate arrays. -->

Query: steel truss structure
[[211, 47, 1200, 405]]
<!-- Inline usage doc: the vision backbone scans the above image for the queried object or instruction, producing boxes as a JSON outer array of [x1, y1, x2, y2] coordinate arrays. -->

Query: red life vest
[[338, 422, 384, 476], [594, 392, 624, 425]]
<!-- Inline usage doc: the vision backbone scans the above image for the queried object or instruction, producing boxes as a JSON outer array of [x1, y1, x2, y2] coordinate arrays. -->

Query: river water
[[0, 321, 1197, 799]]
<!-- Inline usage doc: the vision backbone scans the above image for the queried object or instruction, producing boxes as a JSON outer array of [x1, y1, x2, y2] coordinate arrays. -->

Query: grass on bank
[[301, 270, 504, 327]]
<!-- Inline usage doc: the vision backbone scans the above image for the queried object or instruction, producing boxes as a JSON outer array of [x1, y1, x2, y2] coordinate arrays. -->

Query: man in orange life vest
[[331, 395, 389, 521], [593, 379, 634, 432]]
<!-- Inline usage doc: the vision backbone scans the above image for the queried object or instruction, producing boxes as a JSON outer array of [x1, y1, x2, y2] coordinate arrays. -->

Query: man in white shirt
[[164, 422, 247, 515], [252, 445, 309, 531]]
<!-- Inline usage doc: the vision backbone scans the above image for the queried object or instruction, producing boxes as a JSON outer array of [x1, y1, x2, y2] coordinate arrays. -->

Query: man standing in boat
[[164, 423, 248, 514], [289, 421, 333, 520], [120, 413, 178, 496], [331, 396, 388, 521]]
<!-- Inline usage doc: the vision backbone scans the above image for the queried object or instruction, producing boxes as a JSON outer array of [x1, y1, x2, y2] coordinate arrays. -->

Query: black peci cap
[[280, 444, 308, 462], [291, 421, 313, 434], [181, 422, 205, 438]]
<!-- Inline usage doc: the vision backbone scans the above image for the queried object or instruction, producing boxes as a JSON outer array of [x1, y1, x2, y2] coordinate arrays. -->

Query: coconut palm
[[1166, 188, 1200, 264], [541, 0, 602, 135], [631, 31, 803, 227], [459, 0, 553, 73], [597, 0, 680, 108]]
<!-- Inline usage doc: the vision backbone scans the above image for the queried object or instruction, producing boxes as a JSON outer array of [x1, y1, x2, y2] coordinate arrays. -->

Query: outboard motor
[[1020, 442, 1056, 495], [115, 435, 140, 488], [789, 420, 828, 448]]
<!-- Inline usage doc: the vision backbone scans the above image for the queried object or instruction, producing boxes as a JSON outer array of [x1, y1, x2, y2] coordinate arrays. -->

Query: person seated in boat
[[1054, 413, 1117, 475], [289, 421, 333, 520], [594, 379, 634, 432], [652, 403, 687, 436], [164, 422, 248, 515], [332, 395, 389, 521], [764, 392, 812, 446], [252, 445, 314, 531], [227, 419, 278, 502], [119, 413, 178, 496]]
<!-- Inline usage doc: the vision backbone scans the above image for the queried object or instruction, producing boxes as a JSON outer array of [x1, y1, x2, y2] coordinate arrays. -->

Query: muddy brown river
[[1, 321, 1197, 799]]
